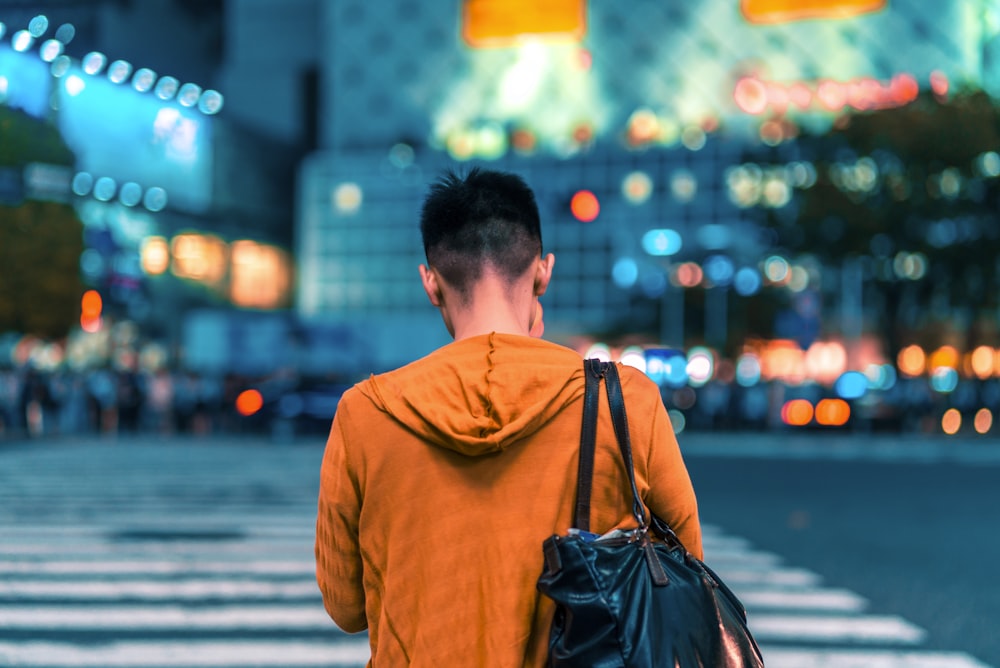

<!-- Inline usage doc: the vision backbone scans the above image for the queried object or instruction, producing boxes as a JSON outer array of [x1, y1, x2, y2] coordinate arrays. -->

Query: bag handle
[[572, 358, 602, 532], [603, 362, 650, 530], [573, 359, 647, 531]]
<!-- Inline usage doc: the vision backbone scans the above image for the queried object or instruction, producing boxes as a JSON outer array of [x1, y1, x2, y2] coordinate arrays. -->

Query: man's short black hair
[[420, 167, 543, 298]]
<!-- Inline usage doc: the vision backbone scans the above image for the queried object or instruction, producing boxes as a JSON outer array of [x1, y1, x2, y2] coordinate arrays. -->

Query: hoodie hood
[[359, 332, 584, 456]]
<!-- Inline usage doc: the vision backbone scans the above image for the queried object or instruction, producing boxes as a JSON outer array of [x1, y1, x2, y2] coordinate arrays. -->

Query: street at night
[[4, 1, 1000, 667], [1, 433, 997, 667]]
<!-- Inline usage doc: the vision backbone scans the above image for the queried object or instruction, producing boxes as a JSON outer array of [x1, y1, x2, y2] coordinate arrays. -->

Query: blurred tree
[[0, 106, 82, 339], [767, 88, 1000, 356]]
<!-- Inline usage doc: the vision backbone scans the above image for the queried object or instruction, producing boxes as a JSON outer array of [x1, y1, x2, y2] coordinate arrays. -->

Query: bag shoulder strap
[[572, 358, 603, 531], [573, 359, 648, 531], [603, 362, 649, 529]]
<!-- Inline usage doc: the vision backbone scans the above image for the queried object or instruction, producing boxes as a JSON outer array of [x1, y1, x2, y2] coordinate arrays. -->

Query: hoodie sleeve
[[315, 395, 368, 633]]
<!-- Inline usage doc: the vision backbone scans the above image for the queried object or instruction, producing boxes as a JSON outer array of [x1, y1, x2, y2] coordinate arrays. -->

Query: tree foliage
[[768, 89, 1000, 351], [0, 106, 81, 339]]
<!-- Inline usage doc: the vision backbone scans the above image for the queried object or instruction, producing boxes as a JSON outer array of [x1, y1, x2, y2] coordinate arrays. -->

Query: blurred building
[[0, 0, 301, 374], [6, 0, 1000, 378], [291, 0, 1000, 372]]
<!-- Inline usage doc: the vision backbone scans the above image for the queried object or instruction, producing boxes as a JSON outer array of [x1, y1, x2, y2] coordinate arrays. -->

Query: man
[[315, 168, 702, 667]]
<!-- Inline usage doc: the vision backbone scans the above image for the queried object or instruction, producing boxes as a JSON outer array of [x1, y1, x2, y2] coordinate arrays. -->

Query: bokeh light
[[930, 367, 959, 393], [570, 189, 600, 222], [928, 345, 959, 371], [897, 345, 926, 377], [620, 346, 646, 372], [333, 183, 363, 214], [107, 59, 132, 84], [140, 236, 170, 275], [584, 342, 612, 362], [645, 348, 687, 388], [642, 229, 682, 256], [941, 408, 961, 435], [815, 399, 850, 426], [622, 171, 652, 204], [735, 353, 762, 386], [667, 409, 686, 435], [154, 75, 179, 100], [686, 347, 714, 387], [178, 83, 202, 107], [763, 255, 790, 283], [733, 267, 762, 296], [781, 399, 814, 426], [834, 370, 868, 400], [82, 51, 106, 75], [974, 408, 992, 434], [671, 262, 704, 288], [236, 389, 264, 417], [611, 257, 639, 289], [12, 30, 34, 52], [970, 346, 994, 379]]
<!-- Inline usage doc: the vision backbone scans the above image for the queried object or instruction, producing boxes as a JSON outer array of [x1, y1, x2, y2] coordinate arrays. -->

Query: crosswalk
[[699, 526, 993, 668], [0, 438, 994, 667]]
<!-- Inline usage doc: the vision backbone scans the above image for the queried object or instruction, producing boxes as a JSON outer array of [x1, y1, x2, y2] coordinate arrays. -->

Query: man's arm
[[315, 398, 368, 633]]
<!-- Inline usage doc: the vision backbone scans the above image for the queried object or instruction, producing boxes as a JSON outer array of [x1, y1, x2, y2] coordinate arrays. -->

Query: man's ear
[[533, 253, 555, 297], [419, 264, 443, 307]]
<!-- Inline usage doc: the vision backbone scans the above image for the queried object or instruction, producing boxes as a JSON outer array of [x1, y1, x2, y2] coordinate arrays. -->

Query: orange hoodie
[[315, 332, 702, 667]]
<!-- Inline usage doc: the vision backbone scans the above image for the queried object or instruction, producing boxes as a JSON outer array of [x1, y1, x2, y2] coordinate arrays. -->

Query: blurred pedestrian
[[315, 168, 703, 666], [0, 366, 20, 437], [116, 368, 144, 435], [144, 368, 175, 434]]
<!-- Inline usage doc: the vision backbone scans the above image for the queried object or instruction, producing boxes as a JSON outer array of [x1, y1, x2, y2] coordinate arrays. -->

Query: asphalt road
[[0, 431, 997, 667], [682, 431, 1000, 668]]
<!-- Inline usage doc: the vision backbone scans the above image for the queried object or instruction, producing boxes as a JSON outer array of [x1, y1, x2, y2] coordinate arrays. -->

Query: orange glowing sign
[[463, 0, 586, 48], [741, 0, 886, 24]]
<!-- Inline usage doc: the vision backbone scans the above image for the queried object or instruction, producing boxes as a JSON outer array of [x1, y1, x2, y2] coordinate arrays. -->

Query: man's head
[[418, 168, 554, 339], [420, 168, 543, 299]]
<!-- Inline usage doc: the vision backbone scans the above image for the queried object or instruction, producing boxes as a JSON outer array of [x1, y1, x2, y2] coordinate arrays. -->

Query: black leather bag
[[537, 359, 765, 667]]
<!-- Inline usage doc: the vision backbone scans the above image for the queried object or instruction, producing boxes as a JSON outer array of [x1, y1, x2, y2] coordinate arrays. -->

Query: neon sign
[[741, 0, 887, 24], [734, 73, 921, 115], [462, 0, 586, 48]]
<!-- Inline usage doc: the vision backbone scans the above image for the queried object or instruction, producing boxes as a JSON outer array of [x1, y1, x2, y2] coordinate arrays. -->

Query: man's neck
[[449, 280, 533, 341]]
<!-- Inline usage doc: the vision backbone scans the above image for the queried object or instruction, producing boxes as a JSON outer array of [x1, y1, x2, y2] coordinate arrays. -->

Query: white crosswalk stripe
[[0, 441, 993, 667]]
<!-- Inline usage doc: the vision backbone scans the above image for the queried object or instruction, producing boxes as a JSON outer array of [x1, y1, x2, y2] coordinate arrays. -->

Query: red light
[[570, 190, 600, 222], [81, 290, 102, 317], [890, 74, 919, 105], [236, 389, 264, 417], [80, 290, 103, 333], [781, 399, 814, 426]]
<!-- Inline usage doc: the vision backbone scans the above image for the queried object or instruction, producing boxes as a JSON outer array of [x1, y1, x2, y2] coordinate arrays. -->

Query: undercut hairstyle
[[420, 168, 543, 300]]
